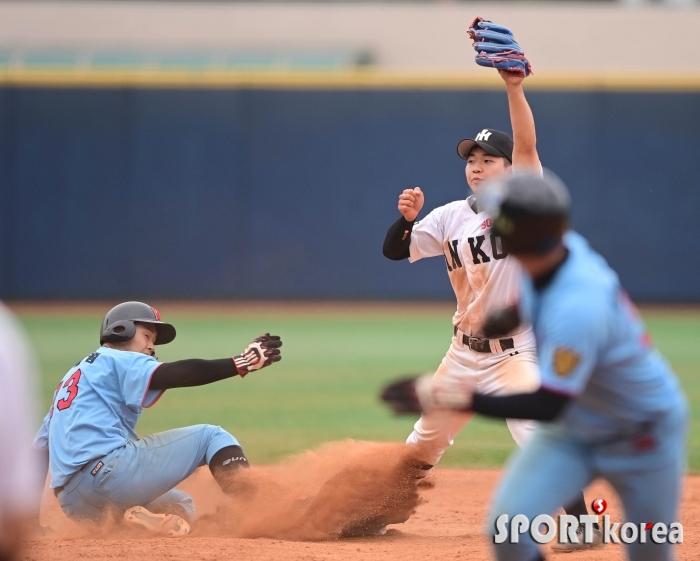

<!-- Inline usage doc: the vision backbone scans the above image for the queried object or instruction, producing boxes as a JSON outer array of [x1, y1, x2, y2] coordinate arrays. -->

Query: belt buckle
[[467, 336, 492, 353]]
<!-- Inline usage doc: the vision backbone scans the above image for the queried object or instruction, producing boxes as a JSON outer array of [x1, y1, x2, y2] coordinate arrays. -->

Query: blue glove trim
[[472, 29, 517, 46], [473, 41, 524, 56], [475, 20, 514, 36]]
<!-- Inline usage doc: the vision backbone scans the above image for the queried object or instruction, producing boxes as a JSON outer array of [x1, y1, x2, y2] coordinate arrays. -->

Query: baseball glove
[[481, 305, 522, 339], [468, 17, 533, 77]]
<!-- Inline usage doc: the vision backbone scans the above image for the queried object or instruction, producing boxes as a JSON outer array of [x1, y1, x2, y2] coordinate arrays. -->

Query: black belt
[[454, 326, 514, 354]]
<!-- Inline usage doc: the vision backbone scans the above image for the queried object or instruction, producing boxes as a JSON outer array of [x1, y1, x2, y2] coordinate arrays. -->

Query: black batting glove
[[481, 305, 521, 339], [233, 333, 282, 377], [381, 377, 422, 415], [381, 374, 476, 415]]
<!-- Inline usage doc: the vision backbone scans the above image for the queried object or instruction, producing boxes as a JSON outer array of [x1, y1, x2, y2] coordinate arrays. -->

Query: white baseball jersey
[[409, 194, 535, 343], [0, 302, 41, 524]]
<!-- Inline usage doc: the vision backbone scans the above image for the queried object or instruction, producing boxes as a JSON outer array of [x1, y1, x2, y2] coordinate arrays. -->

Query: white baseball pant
[[406, 330, 540, 466]]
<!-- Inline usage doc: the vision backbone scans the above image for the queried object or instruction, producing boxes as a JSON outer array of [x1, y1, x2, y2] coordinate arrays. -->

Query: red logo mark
[[633, 434, 657, 451], [151, 307, 161, 321], [645, 522, 653, 531], [481, 219, 492, 230], [591, 498, 607, 515]]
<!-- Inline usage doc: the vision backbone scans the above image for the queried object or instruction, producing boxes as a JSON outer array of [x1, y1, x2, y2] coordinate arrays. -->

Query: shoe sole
[[124, 506, 190, 537]]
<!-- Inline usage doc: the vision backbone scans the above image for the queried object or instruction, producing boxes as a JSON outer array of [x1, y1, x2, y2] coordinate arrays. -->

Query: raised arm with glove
[[468, 17, 533, 78]]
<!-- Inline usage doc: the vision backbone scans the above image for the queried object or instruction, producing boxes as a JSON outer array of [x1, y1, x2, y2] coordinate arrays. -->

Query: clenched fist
[[398, 187, 424, 222]]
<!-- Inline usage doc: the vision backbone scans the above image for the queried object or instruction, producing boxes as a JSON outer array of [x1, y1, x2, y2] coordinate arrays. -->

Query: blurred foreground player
[[383, 171, 688, 561], [0, 303, 42, 561], [33, 302, 282, 536]]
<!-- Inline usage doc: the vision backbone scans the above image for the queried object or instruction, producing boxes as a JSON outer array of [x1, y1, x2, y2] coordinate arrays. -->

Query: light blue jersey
[[519, 231, 685, 448], [33, 346, 163, 488], [490, 231, 687, 561]]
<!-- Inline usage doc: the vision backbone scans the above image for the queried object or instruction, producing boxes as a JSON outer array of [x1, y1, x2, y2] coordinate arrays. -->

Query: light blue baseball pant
[[57, 424, 239, 523], [488, 406, 687, 561]]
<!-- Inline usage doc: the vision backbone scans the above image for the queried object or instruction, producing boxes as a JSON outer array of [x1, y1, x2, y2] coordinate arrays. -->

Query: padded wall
[[1, 87, 698, 301]]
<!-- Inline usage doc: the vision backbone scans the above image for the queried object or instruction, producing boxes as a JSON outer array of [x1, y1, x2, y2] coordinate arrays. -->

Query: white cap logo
[[474, 129, 493, 142]]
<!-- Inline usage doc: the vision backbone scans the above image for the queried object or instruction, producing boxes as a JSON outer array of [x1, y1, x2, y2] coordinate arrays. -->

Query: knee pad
[[209, 445, 251, 496], [209, 445, 249, 471]]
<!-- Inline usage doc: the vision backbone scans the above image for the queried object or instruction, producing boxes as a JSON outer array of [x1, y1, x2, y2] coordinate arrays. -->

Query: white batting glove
[[233, 333, 282, 377], [414, 373, 476, 412]]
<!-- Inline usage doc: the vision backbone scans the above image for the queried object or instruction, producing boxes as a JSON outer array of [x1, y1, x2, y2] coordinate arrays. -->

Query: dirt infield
[[27, 448, 698, 561]]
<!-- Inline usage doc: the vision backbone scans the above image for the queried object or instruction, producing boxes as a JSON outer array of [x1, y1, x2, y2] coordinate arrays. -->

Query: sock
[[208, 445, 250, 494]]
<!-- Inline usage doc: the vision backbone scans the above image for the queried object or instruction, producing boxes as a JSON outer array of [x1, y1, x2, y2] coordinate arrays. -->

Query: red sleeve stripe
[[142, 363, 165, 408]]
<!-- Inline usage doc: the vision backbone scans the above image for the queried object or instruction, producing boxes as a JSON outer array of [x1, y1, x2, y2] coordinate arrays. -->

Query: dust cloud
[[195, 440, 428, 540]]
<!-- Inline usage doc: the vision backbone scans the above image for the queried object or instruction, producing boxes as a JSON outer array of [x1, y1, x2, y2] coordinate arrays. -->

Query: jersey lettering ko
[[33, 346, 164, 488], [409, 195, 533, 340]]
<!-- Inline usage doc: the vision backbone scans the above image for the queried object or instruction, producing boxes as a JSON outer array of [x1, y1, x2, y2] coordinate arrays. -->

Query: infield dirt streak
[[28, 466, 697, 561]]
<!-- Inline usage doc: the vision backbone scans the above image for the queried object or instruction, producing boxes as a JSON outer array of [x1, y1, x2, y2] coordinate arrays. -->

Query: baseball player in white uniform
[[383, 21, 596, 547], [383, 67, 540, 467]]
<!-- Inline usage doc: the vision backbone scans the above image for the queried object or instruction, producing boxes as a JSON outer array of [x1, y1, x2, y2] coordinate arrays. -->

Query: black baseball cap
[[457, 128, 514, 163]]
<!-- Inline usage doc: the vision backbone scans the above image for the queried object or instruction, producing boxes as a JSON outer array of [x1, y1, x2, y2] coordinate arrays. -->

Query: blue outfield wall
[[1, 86, 699, 301]]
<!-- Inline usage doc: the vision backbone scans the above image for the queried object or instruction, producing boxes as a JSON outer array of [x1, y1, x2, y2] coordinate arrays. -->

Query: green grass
[[17, 306, 700, 470]]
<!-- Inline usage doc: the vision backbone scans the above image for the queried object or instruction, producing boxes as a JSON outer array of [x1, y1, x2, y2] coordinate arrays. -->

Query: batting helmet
[[100, 301, 176, 346], [477, 170, 570, 256]]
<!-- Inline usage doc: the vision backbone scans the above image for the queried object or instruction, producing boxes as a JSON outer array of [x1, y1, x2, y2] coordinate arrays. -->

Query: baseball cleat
[[340, 510, 412, 538], [551, 523, 603, 553], [123, 506, 190, 537], [340, 520, 390, 537]]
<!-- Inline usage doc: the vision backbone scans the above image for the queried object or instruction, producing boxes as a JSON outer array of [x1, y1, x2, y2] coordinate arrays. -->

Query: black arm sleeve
[[382, 216, 415, 260], [149, 358, 239, 390], [472, 388, 571, 421]]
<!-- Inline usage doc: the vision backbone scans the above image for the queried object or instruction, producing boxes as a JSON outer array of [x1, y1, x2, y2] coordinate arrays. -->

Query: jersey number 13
[[56, 369, 82, 411]]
